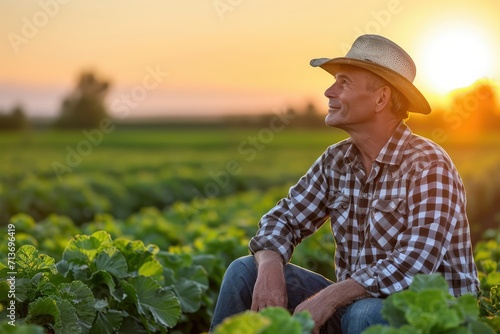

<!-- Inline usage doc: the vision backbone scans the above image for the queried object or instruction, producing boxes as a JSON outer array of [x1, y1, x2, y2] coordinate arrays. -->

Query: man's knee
[[341, 298, 387, 334], [224, 255, 256, 279]]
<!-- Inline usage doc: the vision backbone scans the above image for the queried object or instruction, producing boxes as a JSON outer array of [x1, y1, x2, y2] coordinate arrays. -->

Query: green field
[[1, 127, 499, 333], [0, 128, 342, 222], [1, 127, 498, 240]]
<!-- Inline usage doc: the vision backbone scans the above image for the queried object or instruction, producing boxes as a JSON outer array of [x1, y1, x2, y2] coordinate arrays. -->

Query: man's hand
[[251, 250, 288, 311], [294, 279, 369, 333], [293, 287, 337, 334]]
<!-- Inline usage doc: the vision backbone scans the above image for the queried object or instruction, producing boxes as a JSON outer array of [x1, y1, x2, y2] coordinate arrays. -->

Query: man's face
[[324, 66, 380, 130]]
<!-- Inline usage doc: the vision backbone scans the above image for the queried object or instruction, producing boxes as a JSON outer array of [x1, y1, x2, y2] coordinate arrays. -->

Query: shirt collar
[[344, 122, 412, 167]]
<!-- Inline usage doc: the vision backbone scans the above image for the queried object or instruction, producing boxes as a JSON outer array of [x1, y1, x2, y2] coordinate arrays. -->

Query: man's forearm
[[254, 250, 284, 268], [292, 277, 369, 330], [251, 250, 288, 311], [324, 278, 369, 309]]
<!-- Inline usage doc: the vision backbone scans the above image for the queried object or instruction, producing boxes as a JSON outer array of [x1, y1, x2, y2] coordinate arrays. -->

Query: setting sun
[[418, 24, 495, 95]]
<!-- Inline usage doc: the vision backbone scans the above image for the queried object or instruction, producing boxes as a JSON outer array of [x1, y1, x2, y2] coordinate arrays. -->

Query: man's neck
[[348, 119, 401, 174]]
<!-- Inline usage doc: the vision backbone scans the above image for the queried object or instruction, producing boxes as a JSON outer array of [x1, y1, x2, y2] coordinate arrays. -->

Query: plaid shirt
[[249, 122, 479, 297]]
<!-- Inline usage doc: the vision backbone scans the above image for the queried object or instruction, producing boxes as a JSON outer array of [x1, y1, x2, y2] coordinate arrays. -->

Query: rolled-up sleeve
[[249, 151, 332, 263]]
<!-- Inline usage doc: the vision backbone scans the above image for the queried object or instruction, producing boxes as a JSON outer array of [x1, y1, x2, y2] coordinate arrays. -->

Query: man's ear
[[374, 86, 391, 112]]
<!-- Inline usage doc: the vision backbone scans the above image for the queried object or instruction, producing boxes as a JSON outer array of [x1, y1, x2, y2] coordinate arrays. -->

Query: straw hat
[[310, 34, 431, 115]]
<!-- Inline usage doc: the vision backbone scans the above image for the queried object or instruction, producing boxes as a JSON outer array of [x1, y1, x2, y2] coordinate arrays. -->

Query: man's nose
[[324, 82, 337, 98]]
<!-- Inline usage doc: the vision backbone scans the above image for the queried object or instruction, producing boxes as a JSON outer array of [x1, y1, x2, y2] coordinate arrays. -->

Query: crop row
[[1, 186, 500, 333], [1, 130, 499, 245]]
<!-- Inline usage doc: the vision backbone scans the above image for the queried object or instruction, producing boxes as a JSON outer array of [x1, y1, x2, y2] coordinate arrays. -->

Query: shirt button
[[362, 193, 368, 198]]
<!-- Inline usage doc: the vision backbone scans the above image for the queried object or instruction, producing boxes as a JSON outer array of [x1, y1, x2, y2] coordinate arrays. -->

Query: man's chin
[[324, 115, 339, 128]]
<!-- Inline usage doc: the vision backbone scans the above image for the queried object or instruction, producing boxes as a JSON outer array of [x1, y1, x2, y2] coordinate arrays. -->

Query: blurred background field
[[1, 125, 499, 245]]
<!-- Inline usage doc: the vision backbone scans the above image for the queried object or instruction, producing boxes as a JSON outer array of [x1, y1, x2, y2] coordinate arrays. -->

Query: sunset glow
[[0, 1, 499, 118], [418, 24, 495, 94]]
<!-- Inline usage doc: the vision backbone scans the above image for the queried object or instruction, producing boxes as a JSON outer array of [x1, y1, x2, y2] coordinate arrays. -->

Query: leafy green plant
[[0, 323, 46, 334], [478, 284, 500, 333], [362, 274, 495, 334], [474, 229, 500, 326], [211, 307, 314, 334], [475, 239, 500, 294], [0, 245, 95, 334], [2, 203, 500, 332], [56, 230, 182, 333], [0, 230, 224, 333]]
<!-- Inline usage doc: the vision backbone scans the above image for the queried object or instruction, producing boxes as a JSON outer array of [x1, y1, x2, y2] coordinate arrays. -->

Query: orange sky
[[0, 0, 499, 118]]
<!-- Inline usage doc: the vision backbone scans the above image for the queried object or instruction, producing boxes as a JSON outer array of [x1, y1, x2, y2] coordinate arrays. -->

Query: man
[[210, 34, 479, 334]]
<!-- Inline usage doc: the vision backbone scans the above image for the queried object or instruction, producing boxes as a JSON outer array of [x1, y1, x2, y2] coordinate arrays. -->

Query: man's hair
[[366, 74, 409, 120]]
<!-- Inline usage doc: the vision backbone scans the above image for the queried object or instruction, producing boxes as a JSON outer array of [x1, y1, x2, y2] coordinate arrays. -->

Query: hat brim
[[310, 57, 431, 115]]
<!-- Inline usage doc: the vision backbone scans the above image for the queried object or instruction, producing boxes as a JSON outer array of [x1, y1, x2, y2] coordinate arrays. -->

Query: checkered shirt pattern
[[249, 122, 479, 297]]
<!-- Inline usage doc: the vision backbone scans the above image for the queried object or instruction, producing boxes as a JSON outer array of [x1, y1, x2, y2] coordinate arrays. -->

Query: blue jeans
[[210, 256, 388, 334]]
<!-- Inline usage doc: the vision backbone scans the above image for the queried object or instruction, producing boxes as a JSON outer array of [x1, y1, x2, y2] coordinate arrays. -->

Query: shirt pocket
[[369, 197, 407, 251], [328, 193, 350, 250]]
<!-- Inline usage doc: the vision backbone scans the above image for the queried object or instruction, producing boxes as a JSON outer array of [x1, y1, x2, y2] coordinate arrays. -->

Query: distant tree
[[11, 105, 28, 129], [0, 105, 29, 131], [407, 79, 500, 133], [285, 107, 297, 119], [306, 102, 322, 127], [55, 70, 110, 129], [296, 102, 324, 128], [449, 79, 500, 132]]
